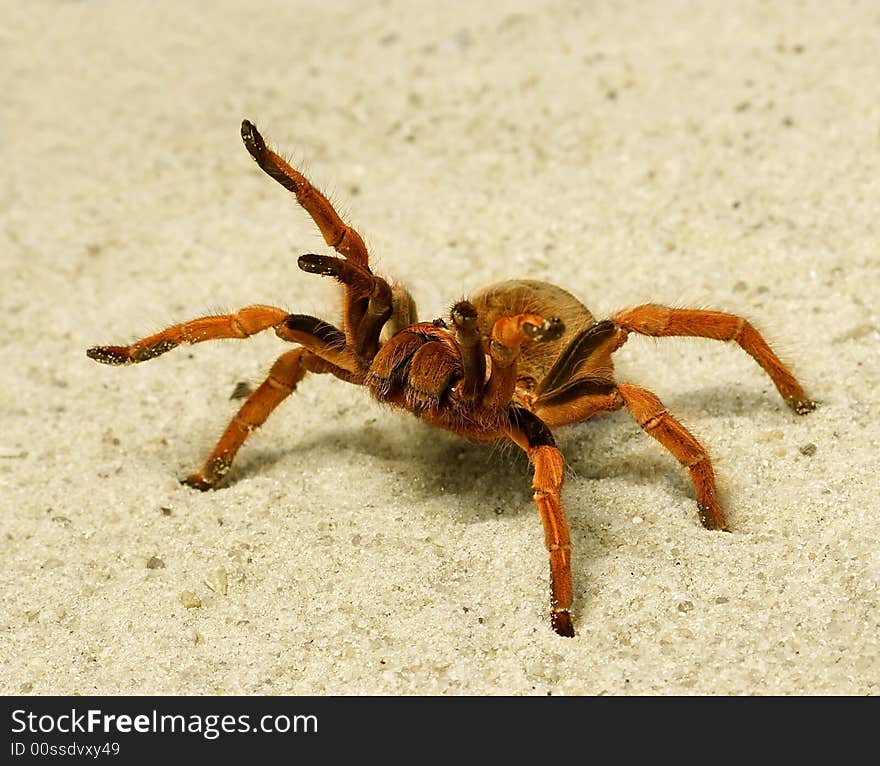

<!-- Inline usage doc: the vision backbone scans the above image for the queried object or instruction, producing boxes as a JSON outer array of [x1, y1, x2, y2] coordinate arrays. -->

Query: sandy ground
[[1, 1, 878, 696]]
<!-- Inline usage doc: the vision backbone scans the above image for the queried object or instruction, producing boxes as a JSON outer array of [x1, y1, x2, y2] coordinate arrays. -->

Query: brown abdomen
[[469, 280, 595, 383]]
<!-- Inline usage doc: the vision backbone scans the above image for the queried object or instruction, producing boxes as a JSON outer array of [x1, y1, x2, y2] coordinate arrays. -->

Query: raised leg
[[242, 121, 388, 355], [241, 120, 369, 268], [613, 305, 815, 414], [297, 254, 392, 362], [87, 305, 289, 365], [616, 383, 727, 531], [508, 407, 574, 637]]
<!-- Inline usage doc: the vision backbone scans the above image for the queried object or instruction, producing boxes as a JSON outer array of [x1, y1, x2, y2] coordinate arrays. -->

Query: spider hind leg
[[613, 304, 815, 414]]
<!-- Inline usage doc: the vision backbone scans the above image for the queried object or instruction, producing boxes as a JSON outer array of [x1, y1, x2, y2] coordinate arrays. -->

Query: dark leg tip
[[241, 119, 265, 162], [86, 346, 132, 365], [551, 610, 575, 637], [697, 503, 730, 532], [524, 317, 565, 342], [297, 253, 339, 276], [451, 301, 478, 329], [789, 397, 817, 416], [181, 474, 215, 492]]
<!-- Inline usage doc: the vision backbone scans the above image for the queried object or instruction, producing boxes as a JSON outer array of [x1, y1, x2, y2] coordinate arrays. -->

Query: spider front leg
[[508, 407, 574, 638], [241, 120, 369, 268], [87, 305, 291, 365], [89, 307, 359, 488], [296, 254, 392, 363], [184, 347, 351, 490], [242, 120, 393, 358]]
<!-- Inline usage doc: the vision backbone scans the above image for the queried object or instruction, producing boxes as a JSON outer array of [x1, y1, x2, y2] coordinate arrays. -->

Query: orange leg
[[242, 121, 382, 352], [87, 305, 290, 365], [450, 301, 485, 402], [241, 120, 369, 268], [184, 348, 345, 489], [534, 386, 621, 429], [483, 313, 565, 411], [616, 383, 727, 531], [296, 253, 392, 362], [613, 305, 815, 414], [508, 408, 574, 637]]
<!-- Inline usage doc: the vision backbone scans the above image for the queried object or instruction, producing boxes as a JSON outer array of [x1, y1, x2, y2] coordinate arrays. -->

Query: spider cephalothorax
[[88, 120, 815, 637]]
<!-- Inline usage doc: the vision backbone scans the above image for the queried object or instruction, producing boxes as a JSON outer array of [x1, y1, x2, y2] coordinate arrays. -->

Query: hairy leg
[[613, 305, 815, 414], [534, 385, 621, 429], [508, 407, 574, 637], [184, 349, 348, 489], [87, 305, 290, 366], [241, 120, 369, 268], [242, 121, 391, 356], [297, 254, 392, 362], [616, 383, 727, 531]]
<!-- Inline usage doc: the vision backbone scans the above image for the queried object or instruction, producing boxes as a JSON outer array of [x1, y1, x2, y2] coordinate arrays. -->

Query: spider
[[88, 120, 816, 637]]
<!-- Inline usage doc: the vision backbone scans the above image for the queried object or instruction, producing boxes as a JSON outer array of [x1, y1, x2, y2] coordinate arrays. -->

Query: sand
[[1, 0, 878, 696]]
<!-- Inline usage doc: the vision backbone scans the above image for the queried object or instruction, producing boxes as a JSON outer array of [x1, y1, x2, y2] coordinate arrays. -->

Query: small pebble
[[146, 556, 165, 569], [179, 591, 201, 609], [230, 381, 254, 400], [204, 567, 228, 596]]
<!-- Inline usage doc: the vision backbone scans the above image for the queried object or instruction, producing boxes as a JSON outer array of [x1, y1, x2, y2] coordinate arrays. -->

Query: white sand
[[1, 0, 878, 695]]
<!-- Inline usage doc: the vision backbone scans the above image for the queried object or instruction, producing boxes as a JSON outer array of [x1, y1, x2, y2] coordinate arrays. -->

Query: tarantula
[[88, 120, 815, 637]]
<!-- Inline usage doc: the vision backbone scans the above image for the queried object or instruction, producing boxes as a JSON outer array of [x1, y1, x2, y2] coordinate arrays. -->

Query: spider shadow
[[228, 384, 788, 521], [232, 417, 537, 523], [222, 384, 786, 633]]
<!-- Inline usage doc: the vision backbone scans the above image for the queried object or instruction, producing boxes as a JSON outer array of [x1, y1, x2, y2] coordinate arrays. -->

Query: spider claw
[[181, 474, 215, 492], [87, 346, 133, 365], [789, 396, 817, 415], [551, 610, 575, 637], [241, 119, 266, 163]]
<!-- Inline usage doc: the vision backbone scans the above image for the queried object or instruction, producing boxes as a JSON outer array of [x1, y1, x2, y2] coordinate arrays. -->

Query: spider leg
[[507, 407, 574, 637], [87, 305, 290, 365], [613, 305, 815, 414], [184, 348, 347, 490], [242, 120, 393, 358], [615, 383, 727, 531], [274, 314, 359, 373], [450, 301, 486, 401], [297, 254, 393, 362], [483, 312, 565, 411], [241, 120, 369, 268], [534, 382, 621, 428]]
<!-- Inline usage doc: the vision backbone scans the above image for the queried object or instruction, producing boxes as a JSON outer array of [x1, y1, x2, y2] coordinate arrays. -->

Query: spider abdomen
[[469, 280, 595, 385]]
